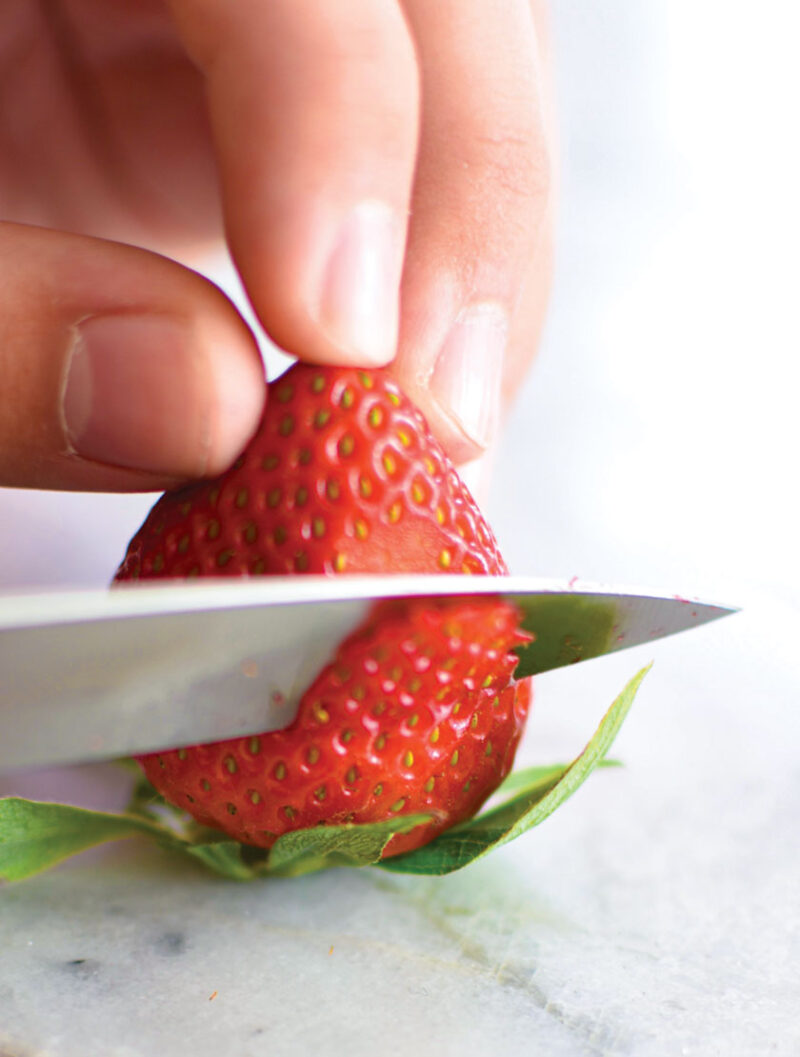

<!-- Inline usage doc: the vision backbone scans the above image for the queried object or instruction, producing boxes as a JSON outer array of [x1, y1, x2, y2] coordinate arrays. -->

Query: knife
[[0, 576, 734, 772]]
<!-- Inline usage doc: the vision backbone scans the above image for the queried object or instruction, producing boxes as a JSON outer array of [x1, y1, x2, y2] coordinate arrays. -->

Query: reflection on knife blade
[[0, 576, 735, 771]]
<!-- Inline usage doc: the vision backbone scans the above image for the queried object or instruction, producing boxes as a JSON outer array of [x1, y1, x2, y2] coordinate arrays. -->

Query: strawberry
[[115, 364, 507, 580], [138, 595, 531, 857], [115, 363, 531, 857]]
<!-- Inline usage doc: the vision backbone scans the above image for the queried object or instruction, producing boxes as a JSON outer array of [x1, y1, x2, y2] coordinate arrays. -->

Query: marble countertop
[[1, 4, 798, 1054], [2, 597, 797, 1057]]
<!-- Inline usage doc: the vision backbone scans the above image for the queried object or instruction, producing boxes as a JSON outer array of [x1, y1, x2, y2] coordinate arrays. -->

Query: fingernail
[[430, 303, 508, 452], [62, 314, 255, 477], [317, 201, 403, 364]]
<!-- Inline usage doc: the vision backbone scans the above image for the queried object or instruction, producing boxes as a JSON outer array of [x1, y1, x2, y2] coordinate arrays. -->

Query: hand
[[0, 0, 553, 492]]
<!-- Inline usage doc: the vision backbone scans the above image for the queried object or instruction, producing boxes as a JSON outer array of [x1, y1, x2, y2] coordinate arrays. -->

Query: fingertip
[[428, 303, 507, 456], [0, 222, 267, 492], [61, 312, 265, 481], [311, 200, 403, 368], [234, 199, 405, 372], [202, 321, 267, 476], [392, 291, 508, 467]]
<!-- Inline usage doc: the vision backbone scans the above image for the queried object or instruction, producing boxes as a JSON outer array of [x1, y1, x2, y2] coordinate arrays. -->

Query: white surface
[[1, 3, 799, 1055]]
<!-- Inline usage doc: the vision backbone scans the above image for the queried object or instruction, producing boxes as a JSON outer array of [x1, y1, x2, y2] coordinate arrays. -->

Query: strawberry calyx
[[0, 665, 649, 883]]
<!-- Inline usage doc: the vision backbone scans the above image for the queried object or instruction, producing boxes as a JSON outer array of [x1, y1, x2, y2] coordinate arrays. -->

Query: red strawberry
[[138, 595, 531, 857], [115, 363, 531, 858], [115, 364, 506, 580]]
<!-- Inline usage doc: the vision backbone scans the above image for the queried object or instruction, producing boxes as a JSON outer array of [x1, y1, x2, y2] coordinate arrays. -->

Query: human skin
[[0, 0, 554, 493]]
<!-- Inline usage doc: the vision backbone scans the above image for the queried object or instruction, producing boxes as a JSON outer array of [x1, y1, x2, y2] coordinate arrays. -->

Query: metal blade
[[0, 576, 735, 772]]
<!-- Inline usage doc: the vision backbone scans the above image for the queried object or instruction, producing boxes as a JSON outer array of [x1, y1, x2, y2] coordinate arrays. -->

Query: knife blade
[[0, 575, 734, 772]]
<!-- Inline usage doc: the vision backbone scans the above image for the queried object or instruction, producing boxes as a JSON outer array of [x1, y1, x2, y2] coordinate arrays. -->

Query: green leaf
[[513, 594, 618, 677], [125, 772, 165, 818], [0, 668, 648, 883], [184, 839, 272, 881], [0, 794, 434, 883], [378, 665, 651, 875], [492, 758, 621, 798], [0, 798, 166, 883], [265, 813, 434, 877]]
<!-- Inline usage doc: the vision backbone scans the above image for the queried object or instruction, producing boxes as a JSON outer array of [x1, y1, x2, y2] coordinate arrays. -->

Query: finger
[[457, 210, 554, 506], [0, 222, 265, 491], [392, 0, 554, 464], [168, 0, 419, 366]]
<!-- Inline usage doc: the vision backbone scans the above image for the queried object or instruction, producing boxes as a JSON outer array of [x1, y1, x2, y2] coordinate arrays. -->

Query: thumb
[[0, 223, 265, 491]]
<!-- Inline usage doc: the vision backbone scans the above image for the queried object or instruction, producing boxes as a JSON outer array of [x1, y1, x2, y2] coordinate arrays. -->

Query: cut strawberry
[[116, 363, 530, 857]]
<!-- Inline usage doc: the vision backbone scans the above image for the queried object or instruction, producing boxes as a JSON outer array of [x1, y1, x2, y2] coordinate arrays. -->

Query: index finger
[[168, 0, 419, 366]]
